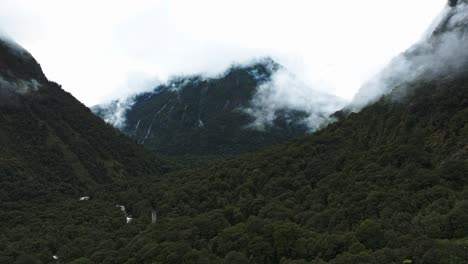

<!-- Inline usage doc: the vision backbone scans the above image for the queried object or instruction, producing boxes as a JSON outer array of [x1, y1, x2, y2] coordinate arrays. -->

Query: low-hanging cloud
[[0, 77, 41, 106], [94, 59, 347, 131], [245, 69, 346, 131], [90, 1, 453, 132], [0, 77, 41, 93], [0, 36, 42, 96], [351, 1, 468, 109], [92, 96, 136, 129], [0, 0, 446, 106]]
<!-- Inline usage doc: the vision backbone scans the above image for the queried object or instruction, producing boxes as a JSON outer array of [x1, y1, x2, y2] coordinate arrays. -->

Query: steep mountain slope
[[94, 60, 341, 157], [0, 38, 168, 263]]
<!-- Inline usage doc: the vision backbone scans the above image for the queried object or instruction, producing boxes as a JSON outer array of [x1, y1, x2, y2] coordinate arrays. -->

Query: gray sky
[[0, 0, 446, 106]]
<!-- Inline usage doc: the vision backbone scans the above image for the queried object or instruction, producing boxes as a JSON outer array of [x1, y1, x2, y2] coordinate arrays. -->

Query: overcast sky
[[0, 0, 446, 106]]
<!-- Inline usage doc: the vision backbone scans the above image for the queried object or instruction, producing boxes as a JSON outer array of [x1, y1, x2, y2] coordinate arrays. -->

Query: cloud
[[0, 76, 41, 106], [92, 97, 135, 129], [2, 0, 458, 134], [351, 2, 468, 109], [245, 69, 346, 130], [0, 0, 446, 106], [0, 77, 41, 93], [0, 36, 42, 97]]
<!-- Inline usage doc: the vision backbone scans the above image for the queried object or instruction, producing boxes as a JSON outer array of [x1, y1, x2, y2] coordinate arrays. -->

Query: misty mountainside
[[352, 0, 468, 109], [0, 37, 170, 263], [93, 59, 342, 157], [0, 38, 46, 82], [1, 1, 468, 264]]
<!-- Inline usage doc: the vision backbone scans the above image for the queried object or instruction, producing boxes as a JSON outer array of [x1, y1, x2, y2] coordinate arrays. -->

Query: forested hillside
[[98, 71, 467, 264], [0, 38, 169, 263]]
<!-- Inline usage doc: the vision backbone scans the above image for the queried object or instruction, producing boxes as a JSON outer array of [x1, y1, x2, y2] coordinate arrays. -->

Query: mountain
[[0, 38, 168, 263], [93, 59, 342, 157], [352, 0, 468, 108], [2, 1, 468, 263]]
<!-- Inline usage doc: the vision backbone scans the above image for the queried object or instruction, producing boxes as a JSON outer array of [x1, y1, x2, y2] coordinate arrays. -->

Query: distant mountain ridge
[[94, 58, 341, 157]]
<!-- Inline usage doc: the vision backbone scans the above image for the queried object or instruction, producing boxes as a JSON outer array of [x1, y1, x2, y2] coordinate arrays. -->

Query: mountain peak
[[0, 37, 46, 82], [93, 58, 315, 157]]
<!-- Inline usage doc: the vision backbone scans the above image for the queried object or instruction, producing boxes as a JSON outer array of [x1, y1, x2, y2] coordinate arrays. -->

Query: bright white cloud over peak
[[0, 0, 446, 105]]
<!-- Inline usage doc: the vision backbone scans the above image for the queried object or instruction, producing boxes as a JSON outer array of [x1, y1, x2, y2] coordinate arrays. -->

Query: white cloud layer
[[0, 0, 446, 106], [352, 2, 468, 108], [245, 69, 346, 130]]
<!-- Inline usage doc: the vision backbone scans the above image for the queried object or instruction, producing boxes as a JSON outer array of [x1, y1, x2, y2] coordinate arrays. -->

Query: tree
[[224, 251, 250, 264], [356, 220, 386, 250]]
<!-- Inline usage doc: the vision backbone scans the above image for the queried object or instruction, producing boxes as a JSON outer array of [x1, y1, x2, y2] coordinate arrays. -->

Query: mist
[[1, 0, 457, 132], [351, 1, 468, 109], [0, 36, 42, 97], [0, 0, 446, 106], [245, 69, 346, 130], [0, 77, 40, 92], [0, 77, 41, 106], [97, 0, 466, 131]]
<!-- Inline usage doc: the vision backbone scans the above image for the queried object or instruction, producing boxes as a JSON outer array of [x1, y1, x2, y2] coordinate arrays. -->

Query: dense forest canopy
[[95, 74, 467, 264], [0, 37, 169, 264]]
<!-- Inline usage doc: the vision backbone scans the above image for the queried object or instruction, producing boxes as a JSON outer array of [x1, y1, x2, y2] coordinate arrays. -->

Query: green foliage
[[69, 257, 93, 264], [0, 40, 169, 263], [356, 220, 386, 250], [224, 251, 250, 264], [101, 76, 467, 263]]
